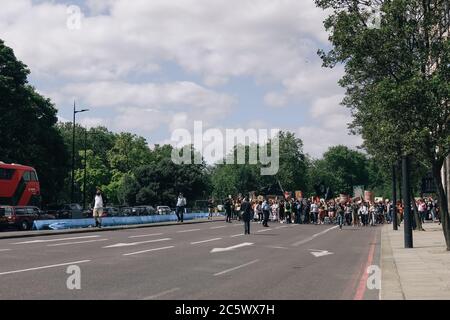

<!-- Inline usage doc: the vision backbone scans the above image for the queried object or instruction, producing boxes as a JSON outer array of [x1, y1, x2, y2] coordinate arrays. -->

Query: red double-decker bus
[[0, 162, 41, 207]]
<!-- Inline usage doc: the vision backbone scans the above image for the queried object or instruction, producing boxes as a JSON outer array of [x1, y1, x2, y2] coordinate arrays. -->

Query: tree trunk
[[432, 161, 450, 251], [411, 191, 424, 231]]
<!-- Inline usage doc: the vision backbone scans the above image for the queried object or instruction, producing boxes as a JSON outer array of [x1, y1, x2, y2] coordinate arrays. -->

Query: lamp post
[[71, 101, 89, 204], [402, 155, 413, 248], [83, 127, 88, 210], [392, 164, 398, 231]]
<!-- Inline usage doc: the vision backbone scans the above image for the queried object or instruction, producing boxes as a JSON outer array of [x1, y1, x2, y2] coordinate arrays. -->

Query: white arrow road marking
[[103, 238, 171, 248], [191, 238, 222, 245], [309, 249, 334, 258], [0, 260, 91, 276], [211, 242, 254, 253], [214, 259, 260, 276], [12, 235, 101, 245], [123, 246, 174, 256], [291, 226, 339, 247]]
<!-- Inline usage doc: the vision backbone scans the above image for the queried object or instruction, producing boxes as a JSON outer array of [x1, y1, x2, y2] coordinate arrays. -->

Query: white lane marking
[[267, 246, 288, 250], [141, 288, 180, 300], [257, 228, 272, 233], [191, 238, 222, 245], [211, 242, 254, 253], [0, 249, 11, 252], [233, 224, 244, 227], [0, 260, 91, 276], [214, 259, 260, 276], [177, 229, 201, 233], [291, 226, 339, 247], [104, 238, 171, 248], [210, 226, 226, 230], [309, 249, 334, 258], [275, 226, 288, 229], [123, 246, 174, 256], [47, 239, 109, 247], [12, 235, 100, 245], [230, 234, 244, 238], [129, 233, 164, 239]]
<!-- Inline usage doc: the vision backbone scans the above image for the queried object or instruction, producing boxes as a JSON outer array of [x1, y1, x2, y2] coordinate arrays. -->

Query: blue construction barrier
[[32, 213, 223, 231]]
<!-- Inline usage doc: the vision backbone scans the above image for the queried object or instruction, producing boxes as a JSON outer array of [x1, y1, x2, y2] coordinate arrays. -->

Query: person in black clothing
[[224, 196, 233, 223], [241, 196, 253, 235]]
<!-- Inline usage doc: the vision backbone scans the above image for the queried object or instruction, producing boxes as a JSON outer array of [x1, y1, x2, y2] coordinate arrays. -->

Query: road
[[0, 220, 381, 300]]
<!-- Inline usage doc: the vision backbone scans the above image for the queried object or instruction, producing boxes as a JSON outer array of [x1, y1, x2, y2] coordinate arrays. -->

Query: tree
[[316, 0, 450, 248], [310, 146, 369, 196], [108, 133, 151, 173], [118, 145, 210, 207], [0, 39, 70, 206]]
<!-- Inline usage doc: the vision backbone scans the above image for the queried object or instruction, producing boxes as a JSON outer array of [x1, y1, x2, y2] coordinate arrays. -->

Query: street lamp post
[[83, 127, 88, 210], [392, 164, 398, 231], [71, 101, 89, 204], [402, 155, 413, 248]]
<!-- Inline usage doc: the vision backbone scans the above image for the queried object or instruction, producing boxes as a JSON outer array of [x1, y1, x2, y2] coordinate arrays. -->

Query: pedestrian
[[285, 199, 292, 224], [279, 200, 285, 223], [176, 193, 186, 223], [310, 200, 319, 224], [359, 202, 369, 226], [208, 198, 215, 220], [224, 195, 232, 223], [241, 196, 253, 235], [92, 188, 105, 228], [337, 203, 345, 230], [262, 198, 271, 227]]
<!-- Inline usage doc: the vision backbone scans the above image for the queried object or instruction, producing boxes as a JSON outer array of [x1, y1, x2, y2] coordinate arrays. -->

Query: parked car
[[101, 207, 121, 217], [46, 203, 85, 219], [0, 206, 55, 231], [119, 207, 133, 216], [132, 206, 156, 216], [156, 206, 172, 215]]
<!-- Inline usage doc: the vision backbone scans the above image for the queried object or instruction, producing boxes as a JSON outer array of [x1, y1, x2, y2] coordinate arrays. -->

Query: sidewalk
[[381, 222, 450, 299], [0, 216, 224, 240]]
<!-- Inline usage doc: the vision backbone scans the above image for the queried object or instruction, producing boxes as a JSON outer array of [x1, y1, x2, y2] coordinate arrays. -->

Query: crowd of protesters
[[219, 195, 441, 231]]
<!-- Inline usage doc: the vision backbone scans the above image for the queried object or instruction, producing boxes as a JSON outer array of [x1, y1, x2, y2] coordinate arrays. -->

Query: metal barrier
[[32, 213, 223, 230]]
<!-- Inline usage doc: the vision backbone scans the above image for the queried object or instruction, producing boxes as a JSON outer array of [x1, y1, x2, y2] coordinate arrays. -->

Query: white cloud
[[0, 0, 360, 158]]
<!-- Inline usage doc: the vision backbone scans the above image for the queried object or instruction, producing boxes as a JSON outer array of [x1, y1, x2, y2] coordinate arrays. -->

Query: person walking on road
[[262, 199, 271, 227], [337, 203, 345, 230], [241, 196, 253, 235], [207, 198, 215, 220], [92, 188, 105, 228], [285, 199, 292, 224], [224, 195, 233, 223], [176, 193, 186, 223]]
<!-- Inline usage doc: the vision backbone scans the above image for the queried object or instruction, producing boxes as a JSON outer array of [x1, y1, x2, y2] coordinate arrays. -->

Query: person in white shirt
[[359, 202, 369, 226], [176, 193, 186, 223], [93, 188, 104, 228], [310, 202, 319, 224]]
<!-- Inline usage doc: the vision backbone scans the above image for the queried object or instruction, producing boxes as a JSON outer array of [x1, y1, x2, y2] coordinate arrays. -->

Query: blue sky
[[1, 0, 363, 159]]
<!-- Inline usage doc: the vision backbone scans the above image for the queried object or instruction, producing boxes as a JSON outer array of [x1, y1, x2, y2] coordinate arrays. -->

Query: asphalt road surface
[[0, 220, 381, 300]]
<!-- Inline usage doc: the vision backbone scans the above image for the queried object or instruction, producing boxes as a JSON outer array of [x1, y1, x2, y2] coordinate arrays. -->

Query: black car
[[131, 206, 156, 216], [46, 203, 85, 219]]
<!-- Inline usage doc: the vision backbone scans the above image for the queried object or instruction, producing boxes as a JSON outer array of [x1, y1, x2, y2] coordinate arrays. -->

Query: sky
[[0, 0, 363, 159]]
